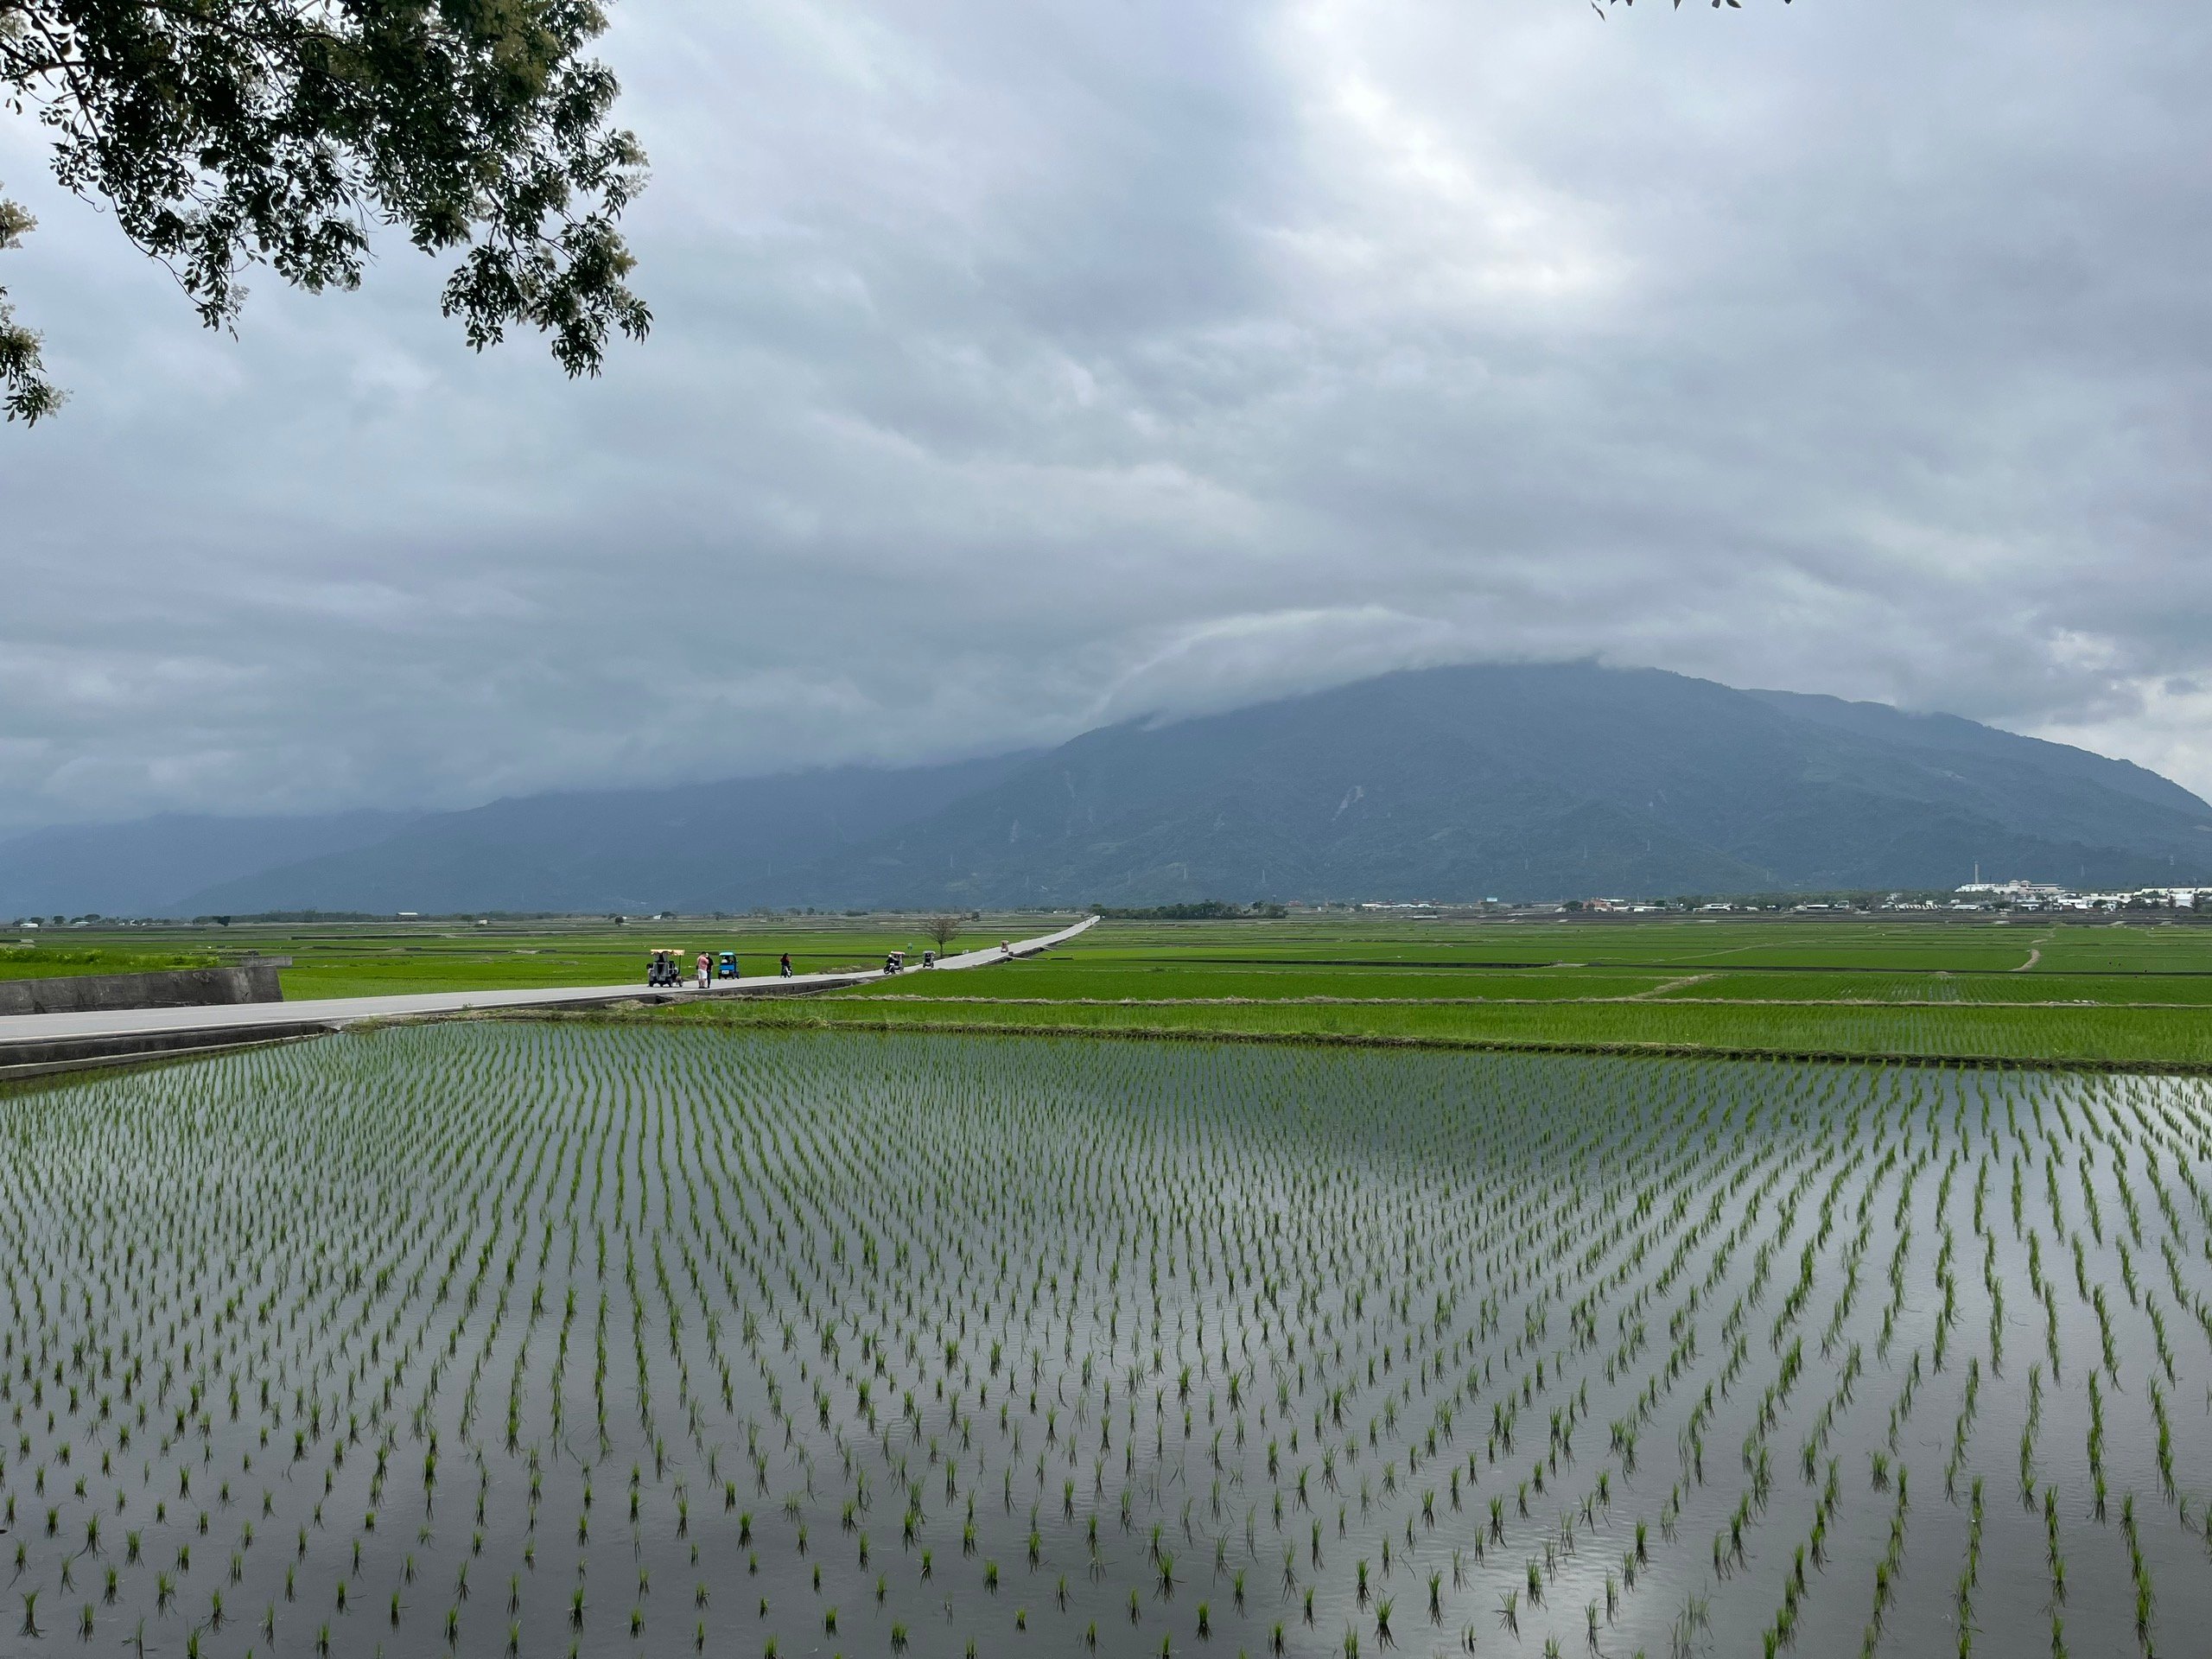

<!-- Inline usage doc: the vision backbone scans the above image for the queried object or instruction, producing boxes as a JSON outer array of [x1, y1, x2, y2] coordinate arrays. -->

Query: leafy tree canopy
[[1, 0, 650, 423]]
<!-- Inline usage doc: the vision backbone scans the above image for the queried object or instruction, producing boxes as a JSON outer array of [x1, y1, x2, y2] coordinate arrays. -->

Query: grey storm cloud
[[3, 0, 2210, 832]]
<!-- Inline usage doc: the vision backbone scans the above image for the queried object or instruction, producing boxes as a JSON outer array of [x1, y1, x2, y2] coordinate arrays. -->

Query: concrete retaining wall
[[0, 964, 284, 1018]]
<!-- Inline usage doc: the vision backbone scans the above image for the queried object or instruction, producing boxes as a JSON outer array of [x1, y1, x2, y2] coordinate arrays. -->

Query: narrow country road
[[0, 915, 1098, 1076]]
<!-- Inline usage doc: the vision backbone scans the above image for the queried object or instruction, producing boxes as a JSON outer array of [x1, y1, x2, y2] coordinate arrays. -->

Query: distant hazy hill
[[0, 810, 419, 918], [168, 754, 1027, 917], [13, 664, 2210, 915]]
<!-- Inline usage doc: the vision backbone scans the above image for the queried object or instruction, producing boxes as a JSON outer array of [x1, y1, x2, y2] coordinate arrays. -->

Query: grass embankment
[[661, 988, 2212, 1066], [0, 945, 216, 980]]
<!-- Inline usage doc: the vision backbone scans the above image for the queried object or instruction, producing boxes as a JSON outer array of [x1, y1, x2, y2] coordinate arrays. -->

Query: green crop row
[[669, 990, 2212, 1068]]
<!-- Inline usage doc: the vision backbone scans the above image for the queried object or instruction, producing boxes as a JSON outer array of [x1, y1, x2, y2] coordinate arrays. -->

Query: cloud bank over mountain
[[5, 0, 2211, 830]]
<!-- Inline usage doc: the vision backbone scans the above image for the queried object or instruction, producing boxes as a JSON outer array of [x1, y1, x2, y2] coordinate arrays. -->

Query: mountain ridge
[[8, 663, 2207, 915], [748, 665, 2212, 908]]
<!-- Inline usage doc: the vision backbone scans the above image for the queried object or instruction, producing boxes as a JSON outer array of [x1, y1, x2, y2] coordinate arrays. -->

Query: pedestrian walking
[[779, 952, 792, 978]]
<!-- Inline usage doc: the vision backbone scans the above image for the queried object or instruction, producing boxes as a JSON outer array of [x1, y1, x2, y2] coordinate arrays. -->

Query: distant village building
[[1954, 879, 2198, 911]]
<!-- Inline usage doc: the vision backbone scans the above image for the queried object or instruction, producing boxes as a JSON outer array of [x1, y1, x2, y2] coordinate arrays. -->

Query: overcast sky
[[3, 0, 2209, 832]]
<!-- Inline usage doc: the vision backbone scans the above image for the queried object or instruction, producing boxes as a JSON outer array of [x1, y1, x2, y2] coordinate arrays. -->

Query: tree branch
[[2, 0, 649, 419]]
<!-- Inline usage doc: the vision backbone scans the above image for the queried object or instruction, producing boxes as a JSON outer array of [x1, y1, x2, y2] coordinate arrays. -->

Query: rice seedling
[[0, 1027, 2207, 1653]]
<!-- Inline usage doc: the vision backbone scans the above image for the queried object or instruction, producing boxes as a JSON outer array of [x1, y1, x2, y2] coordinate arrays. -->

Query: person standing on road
[[695, 951, 710, 990], [779, 952, 792, 977]]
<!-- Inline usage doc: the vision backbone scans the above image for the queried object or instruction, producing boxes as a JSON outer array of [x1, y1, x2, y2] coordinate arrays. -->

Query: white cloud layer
[[3, 0, 2210, 829]]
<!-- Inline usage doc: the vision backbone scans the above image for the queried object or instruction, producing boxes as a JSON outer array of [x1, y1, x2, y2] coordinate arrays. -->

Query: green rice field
[[10, 913, 2212, 1065], [669, 918, 2212, 1071], [5, 1023, 2212, 1658], [14, 912, 2212, 1066], [0, 918, 1055, 1001]]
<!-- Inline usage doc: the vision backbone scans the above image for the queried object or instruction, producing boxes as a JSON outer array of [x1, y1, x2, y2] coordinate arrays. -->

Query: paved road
[[0, 916, 1098, 1067]]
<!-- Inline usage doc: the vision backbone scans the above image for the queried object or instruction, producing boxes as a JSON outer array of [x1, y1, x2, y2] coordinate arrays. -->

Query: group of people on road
[[657, 950, 795, 988], [661, 940, 1015, 989]]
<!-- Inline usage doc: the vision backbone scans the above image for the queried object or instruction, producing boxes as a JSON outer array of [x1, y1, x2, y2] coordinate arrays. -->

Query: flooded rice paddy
[[3, 1024, 2209, 1658]]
